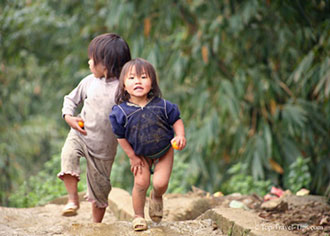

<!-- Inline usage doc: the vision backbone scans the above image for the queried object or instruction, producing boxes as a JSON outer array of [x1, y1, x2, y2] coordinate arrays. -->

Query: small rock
[[261, 198, 288, 212], [296, 188, 310, 196], [229, 200, 248, 210], [213, 192, 224, 197]]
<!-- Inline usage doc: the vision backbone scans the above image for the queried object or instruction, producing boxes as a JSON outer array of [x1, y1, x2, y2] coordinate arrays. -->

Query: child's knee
[[153, 181, 168, 194], [134, 179, 150, 192]]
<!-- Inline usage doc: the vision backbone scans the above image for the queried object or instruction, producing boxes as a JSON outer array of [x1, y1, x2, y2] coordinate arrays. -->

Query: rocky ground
[[209, 191, 330, 236], [0, 187, 329, 236]]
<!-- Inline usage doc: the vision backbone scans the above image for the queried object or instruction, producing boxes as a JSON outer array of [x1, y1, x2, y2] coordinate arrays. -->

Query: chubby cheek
[[123, 79, 131, 89], [123, 81, 128, 93]]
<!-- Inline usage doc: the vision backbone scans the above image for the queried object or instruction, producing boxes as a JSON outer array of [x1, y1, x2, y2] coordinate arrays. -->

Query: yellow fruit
[[78, 121, 84, 128], [172, 141, 180, 150]]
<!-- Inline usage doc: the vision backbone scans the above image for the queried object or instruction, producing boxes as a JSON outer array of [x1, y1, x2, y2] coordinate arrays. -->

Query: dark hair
[[115, 58, 162, 104], [88, 33, 131, 79]]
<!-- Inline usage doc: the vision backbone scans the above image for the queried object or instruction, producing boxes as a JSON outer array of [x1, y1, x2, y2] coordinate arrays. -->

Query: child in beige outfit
[[58, 33, 131, 222]]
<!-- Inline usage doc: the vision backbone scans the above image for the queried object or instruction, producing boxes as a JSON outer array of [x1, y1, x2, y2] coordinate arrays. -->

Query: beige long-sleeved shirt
[[62, 74, 118, 160]]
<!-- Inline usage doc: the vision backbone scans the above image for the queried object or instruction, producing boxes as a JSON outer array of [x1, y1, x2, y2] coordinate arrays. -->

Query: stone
[[229, 200, 248, 210], [108, 187, 134, 220], [198, 207, 296, 236], [296, 188, 310, 196], [261, 198, 288, 212], [164, 196, 212, 221]]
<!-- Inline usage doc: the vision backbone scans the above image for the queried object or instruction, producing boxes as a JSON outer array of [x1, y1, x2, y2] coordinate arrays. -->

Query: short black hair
[[88, 33, 131, 79], [115, 58, 162, 104]]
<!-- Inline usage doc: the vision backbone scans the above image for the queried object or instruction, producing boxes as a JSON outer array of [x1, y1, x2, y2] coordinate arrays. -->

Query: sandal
[[62, 202, 79, 216], [132, 217, 148, 231], [148, 190, 163, 223]]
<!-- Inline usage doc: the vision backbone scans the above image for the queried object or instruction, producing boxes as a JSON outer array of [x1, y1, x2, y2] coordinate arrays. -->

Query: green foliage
[[167, 151, 197, 194], [7, 140, 195, 208], [8, 154, 87, 208], [1, 0, 329, 206], [110, 149, 133, 192], [284, 157, 312, 193], [222, 163, 272, 196]]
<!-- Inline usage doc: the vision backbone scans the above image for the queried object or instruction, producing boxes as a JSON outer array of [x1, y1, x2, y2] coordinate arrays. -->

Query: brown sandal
[[148, 190, 163, 223]]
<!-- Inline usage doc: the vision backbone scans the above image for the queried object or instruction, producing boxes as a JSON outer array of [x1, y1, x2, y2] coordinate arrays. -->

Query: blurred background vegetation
[[1, 0, 329, 207]]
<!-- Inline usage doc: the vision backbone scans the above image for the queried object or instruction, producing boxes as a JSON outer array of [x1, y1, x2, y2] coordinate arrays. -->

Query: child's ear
[[103, 67, 108, 77]]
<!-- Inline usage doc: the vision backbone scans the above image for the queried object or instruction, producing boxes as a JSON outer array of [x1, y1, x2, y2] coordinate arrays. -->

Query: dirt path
[[1, 189, 328, 236], [0, 201, 223, 236]]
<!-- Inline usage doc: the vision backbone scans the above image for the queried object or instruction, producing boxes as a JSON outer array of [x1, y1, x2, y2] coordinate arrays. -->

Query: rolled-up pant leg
[[57, 130, 82, 181], [85, 153, 114, 208], [58, 130, 115, 208]]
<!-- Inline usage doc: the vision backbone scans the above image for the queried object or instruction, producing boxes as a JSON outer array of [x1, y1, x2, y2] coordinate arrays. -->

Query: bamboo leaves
[[1, 0, 329, 206]]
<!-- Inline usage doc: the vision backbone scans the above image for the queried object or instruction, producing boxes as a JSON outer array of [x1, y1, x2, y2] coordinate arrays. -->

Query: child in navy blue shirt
[[109, 58, 186, 231]]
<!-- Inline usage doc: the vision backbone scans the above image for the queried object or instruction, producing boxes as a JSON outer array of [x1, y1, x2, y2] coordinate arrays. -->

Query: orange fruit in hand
[[78, 121, 84, 128], [172, 141, 180, 150]]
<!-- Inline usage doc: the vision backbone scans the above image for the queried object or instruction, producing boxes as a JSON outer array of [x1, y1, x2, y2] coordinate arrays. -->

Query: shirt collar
[[126, 97, 155, 108]]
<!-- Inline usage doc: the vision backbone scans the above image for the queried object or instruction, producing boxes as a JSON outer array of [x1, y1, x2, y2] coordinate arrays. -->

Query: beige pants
[[57, 130, 115, 208]]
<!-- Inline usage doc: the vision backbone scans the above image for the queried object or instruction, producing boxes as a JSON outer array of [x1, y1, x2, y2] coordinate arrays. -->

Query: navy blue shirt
[[109, 97, 180, 158]]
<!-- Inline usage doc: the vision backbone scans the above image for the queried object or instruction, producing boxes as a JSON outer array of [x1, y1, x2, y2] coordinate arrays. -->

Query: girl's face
[[124, 66, 152, 103], [88, 58, 106, 78]]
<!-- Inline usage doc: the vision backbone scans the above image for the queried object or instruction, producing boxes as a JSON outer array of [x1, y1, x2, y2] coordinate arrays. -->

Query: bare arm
[[171, 119, 186, 150], [117, 138, 144, 175]]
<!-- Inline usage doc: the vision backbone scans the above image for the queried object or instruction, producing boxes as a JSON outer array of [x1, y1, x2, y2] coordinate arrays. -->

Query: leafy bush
[[222, 162, 272, 196], [9, 154, 87, 208], [1, 0, 329, 206], [110, 149, 133, 192], [167, 152, 197, 194], [284, 157, 311, 193]]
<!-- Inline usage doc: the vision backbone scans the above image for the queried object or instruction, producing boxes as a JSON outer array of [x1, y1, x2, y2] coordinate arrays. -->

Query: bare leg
[[62, 174, 79, 207], [132, 158, 151, 218], [147, 148, 174, 223], [152, 148, 174, 199], [92, 203, 106, 223]]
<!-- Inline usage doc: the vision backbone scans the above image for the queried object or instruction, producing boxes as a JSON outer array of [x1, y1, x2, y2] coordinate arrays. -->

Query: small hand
[[129, 156, 144, 176], [64, 115, 87, 135], [171, 136, 186, 150]]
